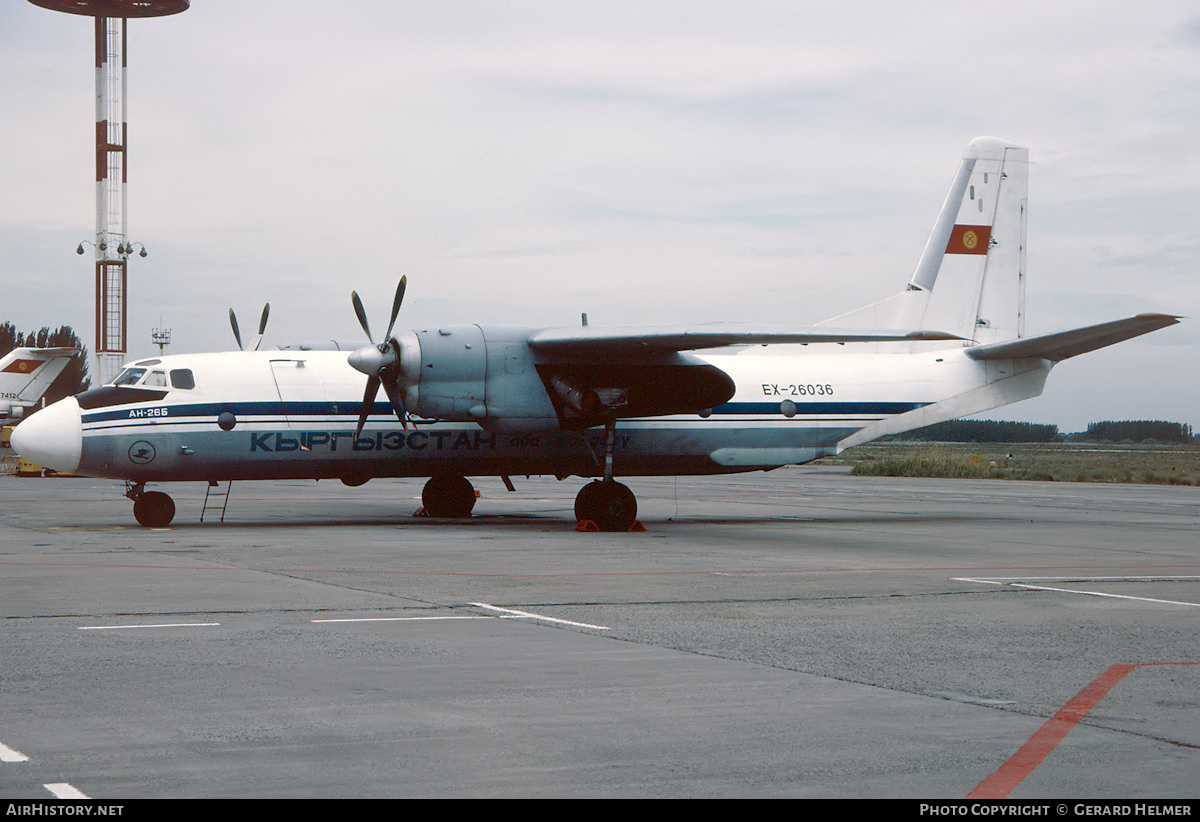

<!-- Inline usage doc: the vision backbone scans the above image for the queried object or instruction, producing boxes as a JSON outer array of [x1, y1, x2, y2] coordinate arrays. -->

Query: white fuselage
[[11, 341, 1049, 484]]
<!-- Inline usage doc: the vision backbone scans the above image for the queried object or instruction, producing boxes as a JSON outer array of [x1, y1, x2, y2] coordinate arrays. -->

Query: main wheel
[[576, 480, 637, 532], [421, 475, 476, 518], [574, 480, 606, 523], [133, 491, 175, 528]]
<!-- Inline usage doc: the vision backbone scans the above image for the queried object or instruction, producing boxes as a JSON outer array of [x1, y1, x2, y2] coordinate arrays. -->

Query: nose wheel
[[131, 489, 176, 528]]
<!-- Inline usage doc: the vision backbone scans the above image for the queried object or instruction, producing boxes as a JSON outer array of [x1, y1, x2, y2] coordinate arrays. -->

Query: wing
[[527, 323, 962, 355], [525, 324, 960, 427]]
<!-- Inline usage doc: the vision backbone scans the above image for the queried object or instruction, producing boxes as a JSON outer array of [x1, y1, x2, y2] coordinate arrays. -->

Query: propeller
[[229, 303, 270, 351], [348, 276, 409, 437]]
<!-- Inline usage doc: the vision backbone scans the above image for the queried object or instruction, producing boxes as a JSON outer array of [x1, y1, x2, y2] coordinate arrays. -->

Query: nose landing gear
[[126, 483, 176, 527]]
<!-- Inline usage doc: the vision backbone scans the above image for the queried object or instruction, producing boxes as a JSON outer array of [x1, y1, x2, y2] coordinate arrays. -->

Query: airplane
[[0, 347, 80, 423], [11, 137, 1180, 530]]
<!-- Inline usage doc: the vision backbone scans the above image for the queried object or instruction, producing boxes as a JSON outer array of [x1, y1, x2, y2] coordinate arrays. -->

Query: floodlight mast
[[29, 1, 190, 385]]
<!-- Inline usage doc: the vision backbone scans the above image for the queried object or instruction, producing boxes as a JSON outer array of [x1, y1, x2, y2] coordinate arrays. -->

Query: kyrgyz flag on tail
[[946, 225, 991, 255], [2, 359, 42, 374]]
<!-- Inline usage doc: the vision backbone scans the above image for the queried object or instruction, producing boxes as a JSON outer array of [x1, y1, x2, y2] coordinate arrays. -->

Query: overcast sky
[[3, 1, 1196, 431]]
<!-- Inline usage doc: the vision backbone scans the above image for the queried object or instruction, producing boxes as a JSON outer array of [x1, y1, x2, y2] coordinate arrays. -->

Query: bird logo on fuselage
[[127, 441, 156, 465]]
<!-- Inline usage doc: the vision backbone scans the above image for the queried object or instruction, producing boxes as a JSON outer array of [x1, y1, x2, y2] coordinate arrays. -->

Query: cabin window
[[170, 369, 195, 390], [112, 367, 147, 387]]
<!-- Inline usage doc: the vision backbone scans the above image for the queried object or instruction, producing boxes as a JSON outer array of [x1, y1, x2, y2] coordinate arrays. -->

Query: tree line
[[889, 419, 1196, 444], [1077, 420, 1194, 444], [0, 321, 91, 404], [888, 420, 1060, 443]]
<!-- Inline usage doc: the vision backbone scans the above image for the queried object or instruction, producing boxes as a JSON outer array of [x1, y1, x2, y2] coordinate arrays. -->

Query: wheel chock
[[413, 507, 429, 517]]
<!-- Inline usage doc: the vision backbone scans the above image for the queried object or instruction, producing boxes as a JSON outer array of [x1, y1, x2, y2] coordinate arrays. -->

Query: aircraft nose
[[10, 397, 83, 475]]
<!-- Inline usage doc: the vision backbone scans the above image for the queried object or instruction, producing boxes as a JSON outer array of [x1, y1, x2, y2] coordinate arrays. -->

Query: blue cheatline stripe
[[80, 399, 931, 425], [714, 401, 929, 415], [80, 400, 399, 424]]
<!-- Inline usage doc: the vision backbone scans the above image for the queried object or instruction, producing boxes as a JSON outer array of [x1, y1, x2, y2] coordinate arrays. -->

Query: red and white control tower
[[29, 1, 190, 384]]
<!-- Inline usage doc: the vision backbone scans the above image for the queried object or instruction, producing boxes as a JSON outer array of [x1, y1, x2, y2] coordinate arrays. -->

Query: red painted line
[[969, 662, 1199, 799]]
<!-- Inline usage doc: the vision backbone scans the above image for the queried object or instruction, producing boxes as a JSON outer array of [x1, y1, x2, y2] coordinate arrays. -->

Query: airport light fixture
[[76, 239, 148, 258]]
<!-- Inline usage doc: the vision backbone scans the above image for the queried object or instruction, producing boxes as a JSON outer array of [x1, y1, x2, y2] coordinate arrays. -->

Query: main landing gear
[[419, 472, 637, 530], [574, 479, 638, 533], [126, 483, 176, 528], [418, 473, 638, 531], [572, 419, 639, 532], [419, 474, 477, 518]]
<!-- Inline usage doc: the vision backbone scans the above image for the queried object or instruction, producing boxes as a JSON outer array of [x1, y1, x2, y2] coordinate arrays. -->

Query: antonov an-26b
[[12, 138, 1180, 530]]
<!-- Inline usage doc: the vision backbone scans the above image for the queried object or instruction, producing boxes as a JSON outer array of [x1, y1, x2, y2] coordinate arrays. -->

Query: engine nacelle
[[400, 325, 735, 434], [403, 326, 560, 433], [400, 326, 484, 421]]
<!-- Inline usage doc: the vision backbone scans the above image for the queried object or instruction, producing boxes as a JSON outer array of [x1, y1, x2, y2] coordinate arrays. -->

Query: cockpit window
[[144, 370, 168, 387], [112, 367, 147, 386], [170, 369, 195, 390]]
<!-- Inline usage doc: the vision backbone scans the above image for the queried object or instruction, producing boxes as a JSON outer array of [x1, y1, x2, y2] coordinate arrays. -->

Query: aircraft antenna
[[29, 1, 190, 384]]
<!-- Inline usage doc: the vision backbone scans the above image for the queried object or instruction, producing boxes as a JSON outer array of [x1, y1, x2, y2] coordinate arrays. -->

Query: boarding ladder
[[201, 480, 233, 523]]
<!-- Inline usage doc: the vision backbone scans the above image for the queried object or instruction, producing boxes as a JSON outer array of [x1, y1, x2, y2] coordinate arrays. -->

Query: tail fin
[[820, 137, 1028, 344], [0, 348, 79, 418]]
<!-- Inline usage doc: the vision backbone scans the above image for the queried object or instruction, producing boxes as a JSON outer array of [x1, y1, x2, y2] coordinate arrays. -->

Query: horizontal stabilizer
[[2, 347, 79, 361], [964, 314, 1180, 362], [528, 324, 962, 355]]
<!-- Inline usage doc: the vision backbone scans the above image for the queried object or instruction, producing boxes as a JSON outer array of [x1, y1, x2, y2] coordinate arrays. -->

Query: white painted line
[[45, 783, 89, 799], [79, 622, 221, 630], [1009, 582, 1200, 608], [0, 740, 30, 763], [953, 577, 1200, 608], [471, 602, 610, 631], [312, 616, 491, 623], [956, 575, 1200, 582]]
